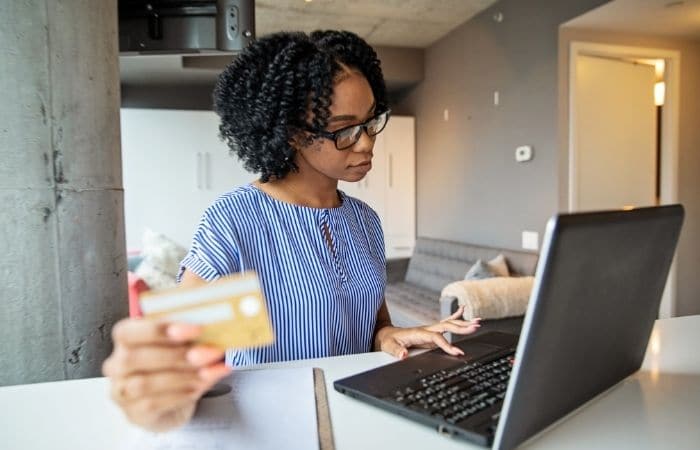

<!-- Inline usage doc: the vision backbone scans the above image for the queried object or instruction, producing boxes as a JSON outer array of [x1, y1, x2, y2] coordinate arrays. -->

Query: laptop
[[334, 205, 684, 449]]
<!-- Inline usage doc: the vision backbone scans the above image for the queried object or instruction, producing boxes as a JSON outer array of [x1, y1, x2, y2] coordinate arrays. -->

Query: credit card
[[139, 271, 274, 350]]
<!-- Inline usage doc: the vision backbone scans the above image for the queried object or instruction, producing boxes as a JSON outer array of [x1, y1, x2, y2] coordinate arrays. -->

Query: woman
[[103, 30, 480, 432]]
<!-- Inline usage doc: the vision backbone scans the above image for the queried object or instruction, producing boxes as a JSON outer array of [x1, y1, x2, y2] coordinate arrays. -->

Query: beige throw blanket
[[441, 276, 535, 320]]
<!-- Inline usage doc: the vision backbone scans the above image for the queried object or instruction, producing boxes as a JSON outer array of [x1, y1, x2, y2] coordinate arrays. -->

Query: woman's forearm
[[373, 300, 395, 350]]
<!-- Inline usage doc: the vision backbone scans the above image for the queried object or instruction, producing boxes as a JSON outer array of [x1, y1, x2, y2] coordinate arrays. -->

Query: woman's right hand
[[102, 318, 231, 432]]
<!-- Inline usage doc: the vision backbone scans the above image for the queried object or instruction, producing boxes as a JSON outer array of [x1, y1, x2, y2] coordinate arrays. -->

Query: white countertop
[[1, 315, 698, 450]]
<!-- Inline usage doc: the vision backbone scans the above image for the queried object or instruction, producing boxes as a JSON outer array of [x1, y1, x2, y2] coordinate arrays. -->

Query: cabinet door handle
[[197, 152, 203, 189], [205, 152, 211, 190], [388, 153, 393, 188]]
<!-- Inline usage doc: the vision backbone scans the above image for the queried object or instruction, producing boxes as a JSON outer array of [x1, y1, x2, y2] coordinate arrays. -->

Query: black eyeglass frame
[[305, 109, 392, 150]]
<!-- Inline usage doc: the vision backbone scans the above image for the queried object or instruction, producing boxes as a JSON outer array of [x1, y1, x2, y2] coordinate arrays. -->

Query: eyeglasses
[[307, 110, 391, 150]]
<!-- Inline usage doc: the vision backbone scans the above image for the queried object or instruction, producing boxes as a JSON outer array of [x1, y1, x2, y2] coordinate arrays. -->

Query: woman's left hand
[[376, 305, 481, 359]]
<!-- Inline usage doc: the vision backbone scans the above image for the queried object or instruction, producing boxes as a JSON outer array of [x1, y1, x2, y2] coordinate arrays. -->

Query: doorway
[[568, 41, 681, 318]]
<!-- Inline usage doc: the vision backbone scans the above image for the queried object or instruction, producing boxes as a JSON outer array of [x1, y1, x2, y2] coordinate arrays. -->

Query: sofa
[[385, 237, 539, 338]]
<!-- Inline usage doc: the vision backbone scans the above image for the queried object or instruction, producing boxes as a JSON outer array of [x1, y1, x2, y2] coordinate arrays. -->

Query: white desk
[[1, 315, 699, 450]]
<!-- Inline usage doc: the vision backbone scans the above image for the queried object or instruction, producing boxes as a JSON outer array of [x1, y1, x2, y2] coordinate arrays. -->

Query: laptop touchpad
[[457, 342, 508, 362]]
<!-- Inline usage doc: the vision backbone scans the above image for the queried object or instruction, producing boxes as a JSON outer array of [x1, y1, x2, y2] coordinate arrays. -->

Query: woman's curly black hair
[[213, 30, 387, 182]]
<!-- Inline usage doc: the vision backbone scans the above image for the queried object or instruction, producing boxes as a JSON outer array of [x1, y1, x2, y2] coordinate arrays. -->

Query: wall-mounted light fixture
[[654, 81, 666, 106]]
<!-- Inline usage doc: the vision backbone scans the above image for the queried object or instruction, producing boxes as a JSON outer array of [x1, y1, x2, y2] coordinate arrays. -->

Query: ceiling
[[563, 0, 700, 39], [254, 0, 498, 48]]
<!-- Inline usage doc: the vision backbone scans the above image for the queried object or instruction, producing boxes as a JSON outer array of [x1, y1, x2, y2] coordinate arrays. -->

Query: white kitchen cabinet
[[122, 109, 415, 259], [120, 108, 253, 250], [339, 116, 416, 259]]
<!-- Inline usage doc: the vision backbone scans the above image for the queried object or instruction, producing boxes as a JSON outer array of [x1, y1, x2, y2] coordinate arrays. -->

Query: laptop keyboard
[[390, 352, 515, 426]]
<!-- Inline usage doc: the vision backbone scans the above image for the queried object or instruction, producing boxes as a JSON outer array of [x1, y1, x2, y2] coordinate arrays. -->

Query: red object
[[127, 272, 150, 318]]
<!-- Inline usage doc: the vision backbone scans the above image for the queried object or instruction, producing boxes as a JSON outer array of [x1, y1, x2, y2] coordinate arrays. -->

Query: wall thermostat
[[515, 145, 533, 162]]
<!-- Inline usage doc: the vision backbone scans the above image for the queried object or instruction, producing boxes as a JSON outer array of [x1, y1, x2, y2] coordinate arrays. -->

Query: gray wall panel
[[397, 0, 609, 250]]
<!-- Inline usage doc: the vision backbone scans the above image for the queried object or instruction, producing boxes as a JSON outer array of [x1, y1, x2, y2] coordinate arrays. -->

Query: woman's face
[[297, 70, 377, 183]]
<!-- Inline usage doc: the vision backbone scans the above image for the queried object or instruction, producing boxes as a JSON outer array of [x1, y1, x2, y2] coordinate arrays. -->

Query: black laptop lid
[[494, 205, 684, 450]]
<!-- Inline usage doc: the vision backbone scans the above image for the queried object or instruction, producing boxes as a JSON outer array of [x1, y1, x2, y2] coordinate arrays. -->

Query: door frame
[[568, 41, 681, 318]]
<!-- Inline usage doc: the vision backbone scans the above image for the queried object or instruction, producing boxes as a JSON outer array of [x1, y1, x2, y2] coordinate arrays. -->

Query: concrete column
[[0, 0, 127, 385]]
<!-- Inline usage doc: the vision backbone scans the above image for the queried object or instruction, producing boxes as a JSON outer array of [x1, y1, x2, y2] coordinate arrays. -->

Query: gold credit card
[[139, 271, 274, 350]]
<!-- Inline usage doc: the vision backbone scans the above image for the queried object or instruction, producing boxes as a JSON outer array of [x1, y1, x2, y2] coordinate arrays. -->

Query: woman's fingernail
[[187, 347, 224, 366]]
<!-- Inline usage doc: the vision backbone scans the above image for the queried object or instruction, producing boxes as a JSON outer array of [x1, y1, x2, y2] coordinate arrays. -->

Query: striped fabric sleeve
[[357, 199, 387, 271], [177, 202, 241, 282]]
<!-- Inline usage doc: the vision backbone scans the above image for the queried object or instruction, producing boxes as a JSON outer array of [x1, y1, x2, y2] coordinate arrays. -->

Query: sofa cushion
[[465, 254, 510, 280], [464, 260, 497, 280], [135, 228, 187, 290], [486, 254, 510, 277]]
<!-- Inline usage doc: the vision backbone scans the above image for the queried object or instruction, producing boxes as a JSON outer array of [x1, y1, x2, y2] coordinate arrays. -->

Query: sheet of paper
[[120, 367, 319, 450]]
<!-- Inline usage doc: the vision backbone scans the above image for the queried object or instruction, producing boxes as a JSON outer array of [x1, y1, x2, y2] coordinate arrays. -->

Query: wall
[[559, 28, 700, 316], [120, 46, 424, 111], [397, 0, 609, 251]]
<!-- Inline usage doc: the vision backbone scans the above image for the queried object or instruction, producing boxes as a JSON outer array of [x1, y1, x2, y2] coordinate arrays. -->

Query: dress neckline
[[248, 183, 346, 212]]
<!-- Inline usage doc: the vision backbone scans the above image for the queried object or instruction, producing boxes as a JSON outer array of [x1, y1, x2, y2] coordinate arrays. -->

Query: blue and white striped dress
[[178, 183, 386, 367]]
